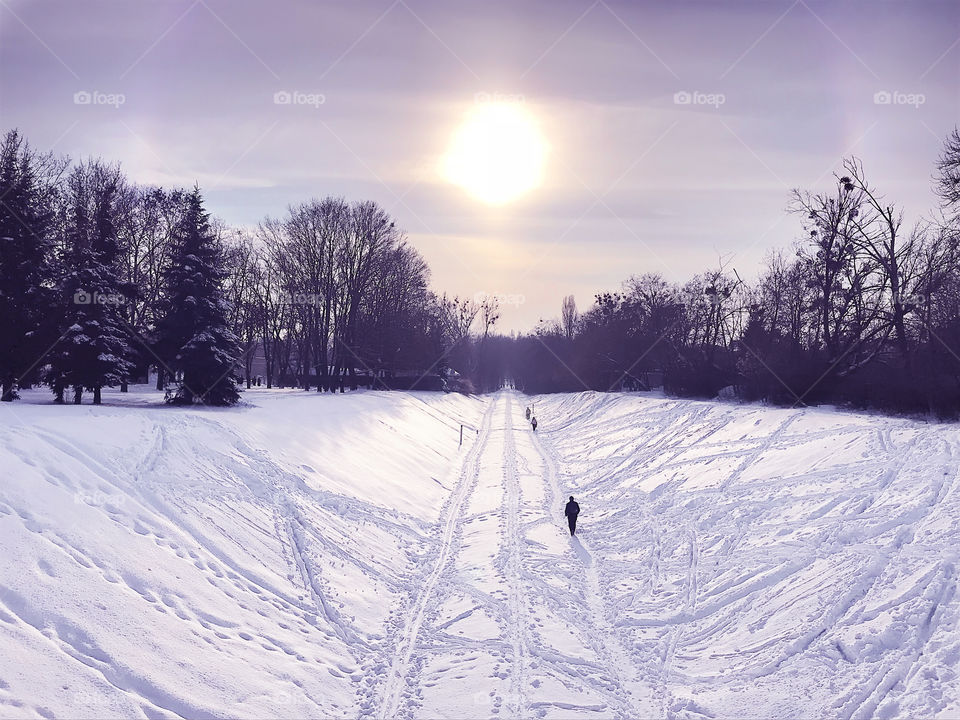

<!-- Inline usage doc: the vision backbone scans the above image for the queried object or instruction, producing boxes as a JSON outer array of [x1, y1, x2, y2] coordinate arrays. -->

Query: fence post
[[460, 424, 464, 447]]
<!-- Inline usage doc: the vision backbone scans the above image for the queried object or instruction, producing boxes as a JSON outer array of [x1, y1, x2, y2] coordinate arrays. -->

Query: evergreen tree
[[48, 161, 134, 404], [156, 186, 241, 405], [0, 130, 62, 401]]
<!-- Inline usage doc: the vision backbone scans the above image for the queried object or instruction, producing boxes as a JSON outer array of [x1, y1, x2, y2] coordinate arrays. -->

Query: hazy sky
[[2, 0, 958, 331]]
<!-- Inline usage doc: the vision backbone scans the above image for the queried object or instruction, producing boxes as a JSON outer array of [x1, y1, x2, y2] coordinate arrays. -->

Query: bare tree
[[561, 294, 577, 340], [791, 174, 886, 369], [437, 294, 480, 343], [840, 159, 926, 367], [935, 127, 960, 212], [222, 233, 261, 388]]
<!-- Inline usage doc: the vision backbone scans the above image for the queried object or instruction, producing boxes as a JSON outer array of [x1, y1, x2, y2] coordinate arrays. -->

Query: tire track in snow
[[374, 395, 497, 720]]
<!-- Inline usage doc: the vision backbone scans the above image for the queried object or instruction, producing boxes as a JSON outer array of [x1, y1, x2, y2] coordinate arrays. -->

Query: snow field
[[0, 389, 486, 719], [534, 392, 960, 719], [1, 387, 958, 719]]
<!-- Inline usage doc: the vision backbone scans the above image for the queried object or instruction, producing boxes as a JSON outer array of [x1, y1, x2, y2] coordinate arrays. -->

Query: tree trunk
[[895, 313, 910, 362], [156, 366, 165, 391], [302, 342, 311, 390], [73, 386, 82, 404], [245, 341, 254, 389], [1, 377, 14, 402], [93, 386, 102, 405], [319, 314, 330, 392]]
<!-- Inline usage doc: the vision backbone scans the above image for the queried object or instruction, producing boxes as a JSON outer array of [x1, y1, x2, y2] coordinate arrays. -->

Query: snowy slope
[[1, 389, 958, 719], [0, 388, 487, 719], [532, 393, 960, 720]]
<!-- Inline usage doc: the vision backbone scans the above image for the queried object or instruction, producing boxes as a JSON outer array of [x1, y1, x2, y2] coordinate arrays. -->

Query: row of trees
[[0, 129, 497, 405], [0, 131, 241, 405], [225, 200, 497, 392], [499, 130, 960, 417], [3, 124, 958, 415]]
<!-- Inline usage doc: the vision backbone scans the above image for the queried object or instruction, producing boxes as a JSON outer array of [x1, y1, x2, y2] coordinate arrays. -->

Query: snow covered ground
[[0, 388, 958, 719]]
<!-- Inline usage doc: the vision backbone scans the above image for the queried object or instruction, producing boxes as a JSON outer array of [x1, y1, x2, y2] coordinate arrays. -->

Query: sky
[[1, 0, 958, 331]]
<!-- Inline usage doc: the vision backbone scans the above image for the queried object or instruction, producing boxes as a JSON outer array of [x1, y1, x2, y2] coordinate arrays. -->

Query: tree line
[[0, 129, 496, 405], [495, 130, 960, 417], [3, 126, 959, 415], [227, 199, 495, 392]]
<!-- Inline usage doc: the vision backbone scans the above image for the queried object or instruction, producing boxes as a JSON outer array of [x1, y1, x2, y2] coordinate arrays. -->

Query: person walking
[[564, 496, 580, 535], [531, 416, 538, 432]]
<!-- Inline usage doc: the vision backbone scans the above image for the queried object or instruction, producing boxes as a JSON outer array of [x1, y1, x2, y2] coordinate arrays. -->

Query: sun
[[442, 102, 548, 205]]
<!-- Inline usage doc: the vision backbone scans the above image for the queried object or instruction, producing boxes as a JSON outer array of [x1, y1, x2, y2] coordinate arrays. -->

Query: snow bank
[[533, 392, 960, 719], [0, 388, 485, 719]]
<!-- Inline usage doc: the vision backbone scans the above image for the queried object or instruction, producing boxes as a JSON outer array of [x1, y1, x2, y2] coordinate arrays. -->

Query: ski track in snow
[[1, 388, 960, 719], [533, 392, 960, 720], [500, 394, 530, 717], [373, 394, 497, 719], [373, 391, 664, 719]]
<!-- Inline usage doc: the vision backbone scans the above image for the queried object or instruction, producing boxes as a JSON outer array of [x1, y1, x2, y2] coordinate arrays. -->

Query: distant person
[[531, 416, 538, 432], [525, 406, 531, 420], [564, 496, 580, 535]]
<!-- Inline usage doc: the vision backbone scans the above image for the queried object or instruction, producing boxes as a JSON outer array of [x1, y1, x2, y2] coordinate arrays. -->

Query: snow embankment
[[0, 389, 486, 719], [1, 388, 958, 720], [534, 392, 959, 720]]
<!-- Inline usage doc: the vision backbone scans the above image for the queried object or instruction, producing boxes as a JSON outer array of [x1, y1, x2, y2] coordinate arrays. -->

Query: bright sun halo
[[442, 102, 548, 205]]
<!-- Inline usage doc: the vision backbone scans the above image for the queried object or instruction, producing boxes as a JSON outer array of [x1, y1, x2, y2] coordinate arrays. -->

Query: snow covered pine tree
[[0, 130, 60, 402], [48, 161, 134, 405], [155, 186, 241, 406]]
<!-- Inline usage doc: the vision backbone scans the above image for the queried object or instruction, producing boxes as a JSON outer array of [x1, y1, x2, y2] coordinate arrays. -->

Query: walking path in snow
[[370, 389, 960, 719], [372, 391, 660, 719]]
